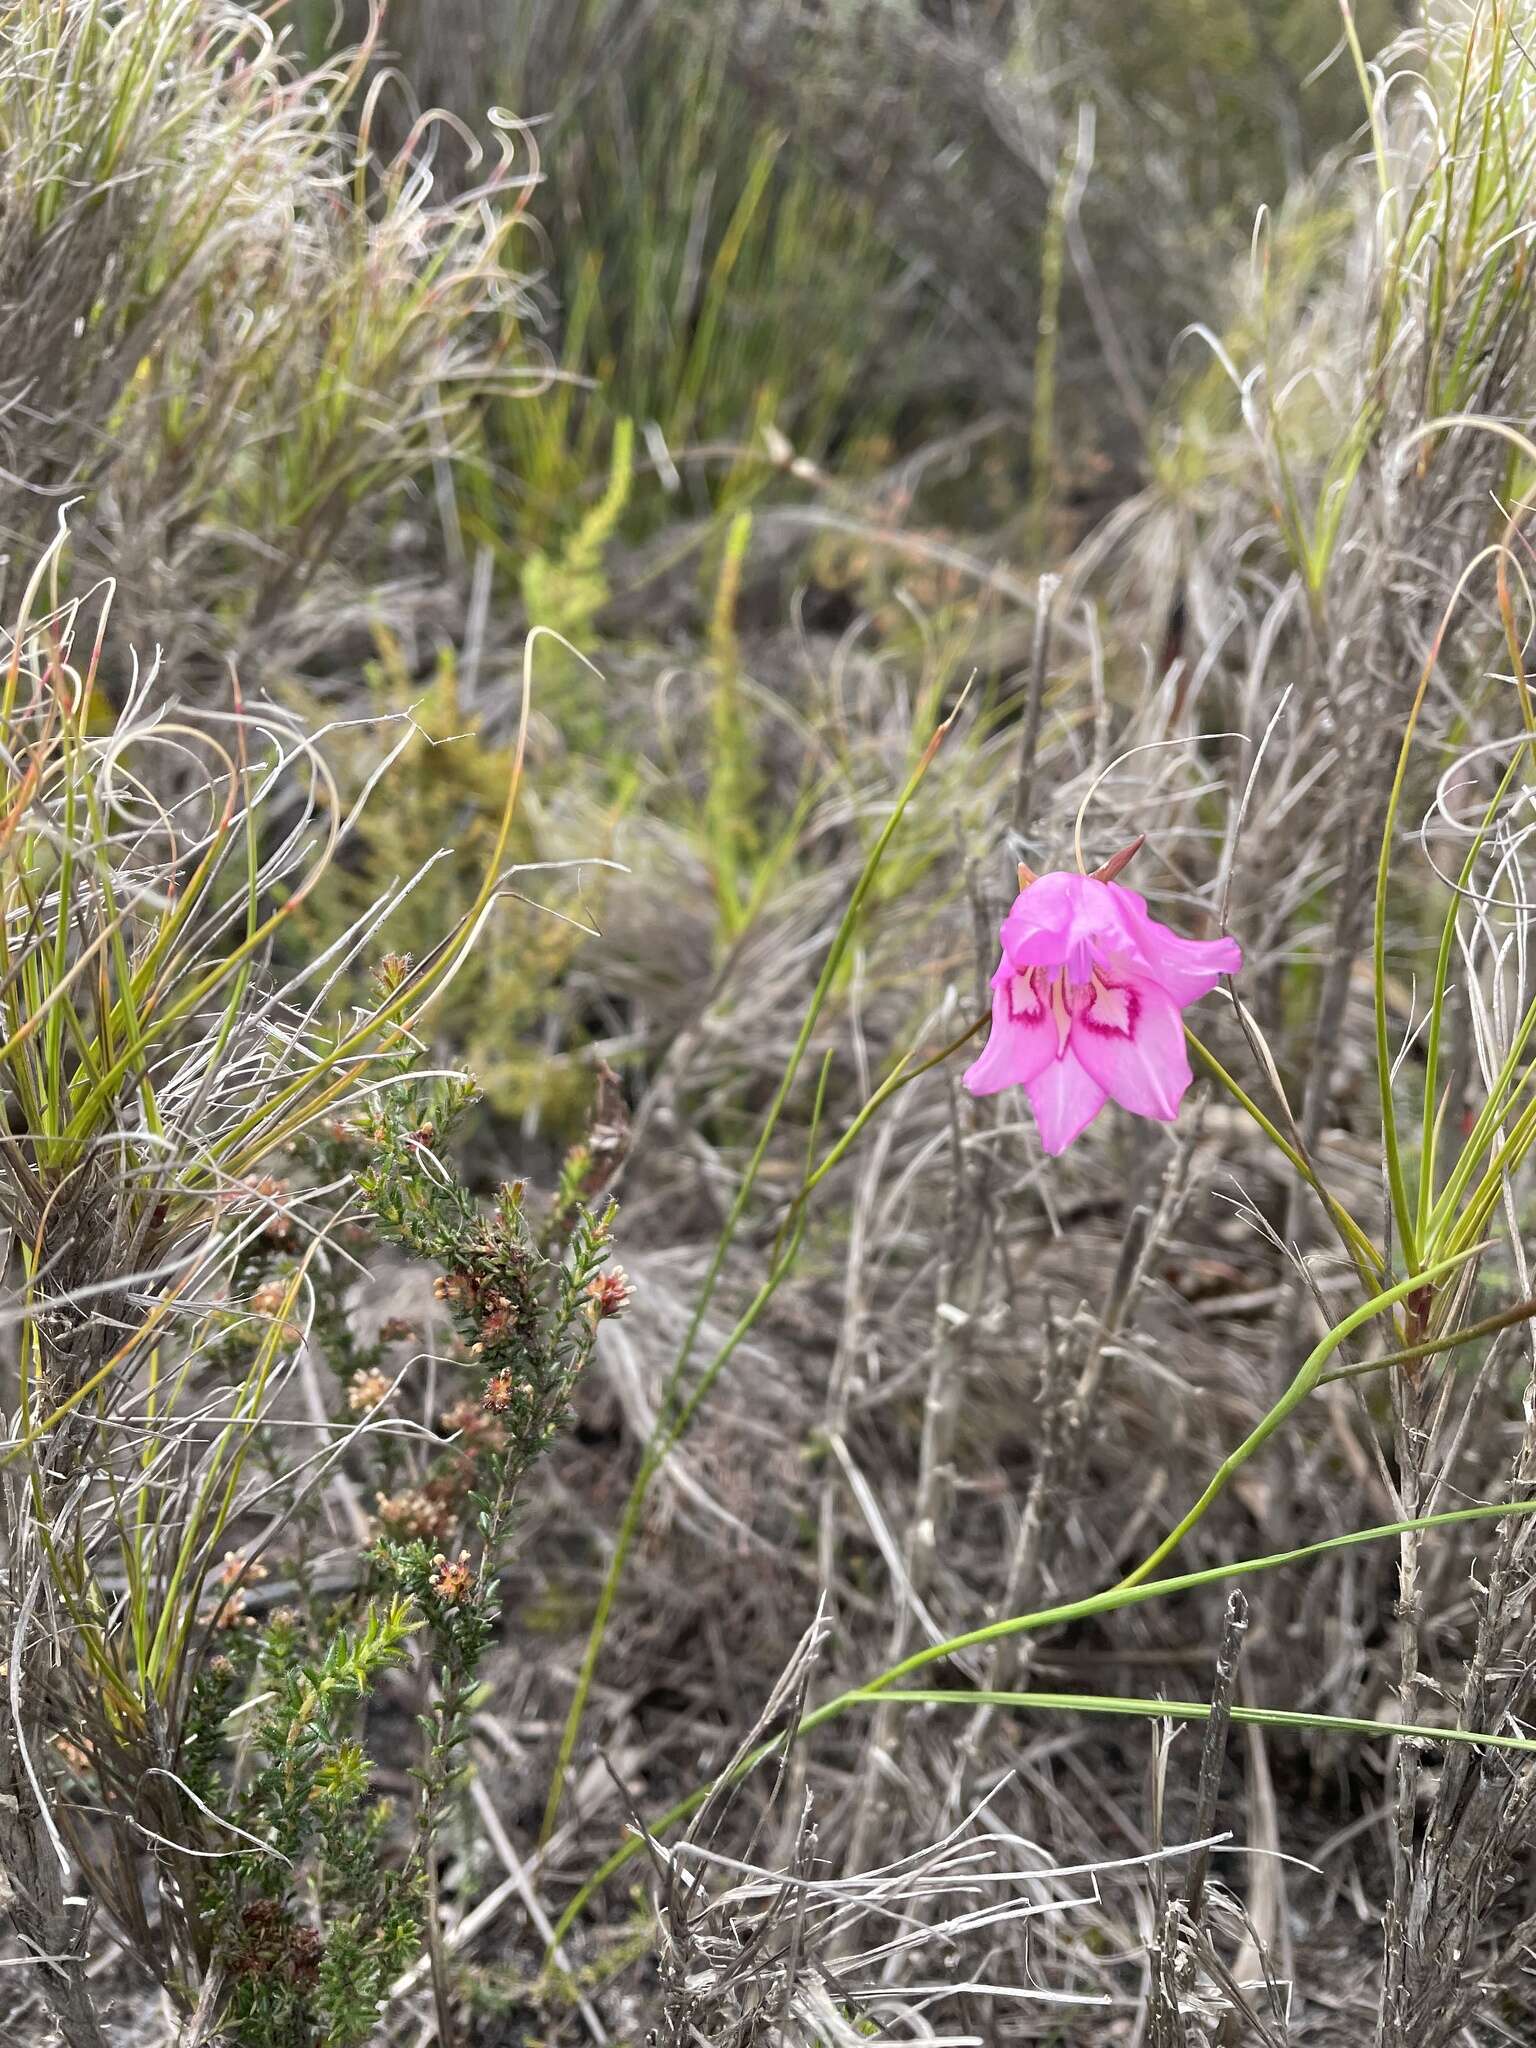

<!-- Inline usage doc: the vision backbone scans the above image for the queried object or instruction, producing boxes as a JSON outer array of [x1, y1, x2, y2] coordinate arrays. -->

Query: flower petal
[[1109, 885, 1242, 1005], [1068, 970, 1192, 1121], [1000, 872, 1124, 974], [1024, 1047, 1107, 1153], [963, 965, 1058, 1096]]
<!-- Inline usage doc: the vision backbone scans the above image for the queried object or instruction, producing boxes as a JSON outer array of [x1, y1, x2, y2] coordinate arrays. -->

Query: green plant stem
[[1373, 626, 1443, 1271], [1320, 1295, 1536, 1385], [548, 1491, 1536, 1949], [1185, 1026, 1380, 1279], [767, 1009, 987, 1266], [539, 692, 969, 1843], [1115, 1247, 1481, 1592], [839, 1687, 1536, 1754]]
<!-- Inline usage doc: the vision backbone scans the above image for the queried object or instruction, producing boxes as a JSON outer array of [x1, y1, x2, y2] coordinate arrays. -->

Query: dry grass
[[14, 2, 1536, 2045], [0, 0, 532, 679]]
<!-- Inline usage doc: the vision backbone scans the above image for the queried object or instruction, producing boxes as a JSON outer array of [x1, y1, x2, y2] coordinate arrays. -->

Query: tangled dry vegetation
[[12, 2, 1536, 2044]]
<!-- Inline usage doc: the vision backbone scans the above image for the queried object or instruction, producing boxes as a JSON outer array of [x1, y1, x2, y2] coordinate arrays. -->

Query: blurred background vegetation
[[2, 0, 1400, 1132]]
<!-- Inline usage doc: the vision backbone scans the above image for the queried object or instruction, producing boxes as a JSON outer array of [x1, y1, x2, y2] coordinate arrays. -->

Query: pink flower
[[964, 865, 1241, 1154]]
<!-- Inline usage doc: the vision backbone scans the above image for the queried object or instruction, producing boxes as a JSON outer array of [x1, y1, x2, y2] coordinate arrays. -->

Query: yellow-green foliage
[[703, 509, 761, 940], [289, 640, 600, 1126], [1150, 196, 1359, 502], [520, 415, 635, 646], [1152, 1, 1536, 601]]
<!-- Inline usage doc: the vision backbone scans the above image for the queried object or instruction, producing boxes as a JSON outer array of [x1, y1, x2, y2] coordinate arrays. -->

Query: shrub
[[0, 535, 623, 2044]]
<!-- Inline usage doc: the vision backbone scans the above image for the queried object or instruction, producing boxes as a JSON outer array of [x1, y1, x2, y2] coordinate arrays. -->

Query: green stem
[[1115, 1247, 1480, 1592], [1185, 1027, 1380, 1279], [1373, 630, 1442, 1271], [1321, 1295, 1536, 1385], [538, 695, 967, 1843], [844, 1687, 1536, 1755], [547, 1490, 1536, 1949]]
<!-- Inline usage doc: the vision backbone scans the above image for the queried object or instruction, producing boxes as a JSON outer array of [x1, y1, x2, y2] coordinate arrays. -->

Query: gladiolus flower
[[964, 861, 1241, 1154]]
